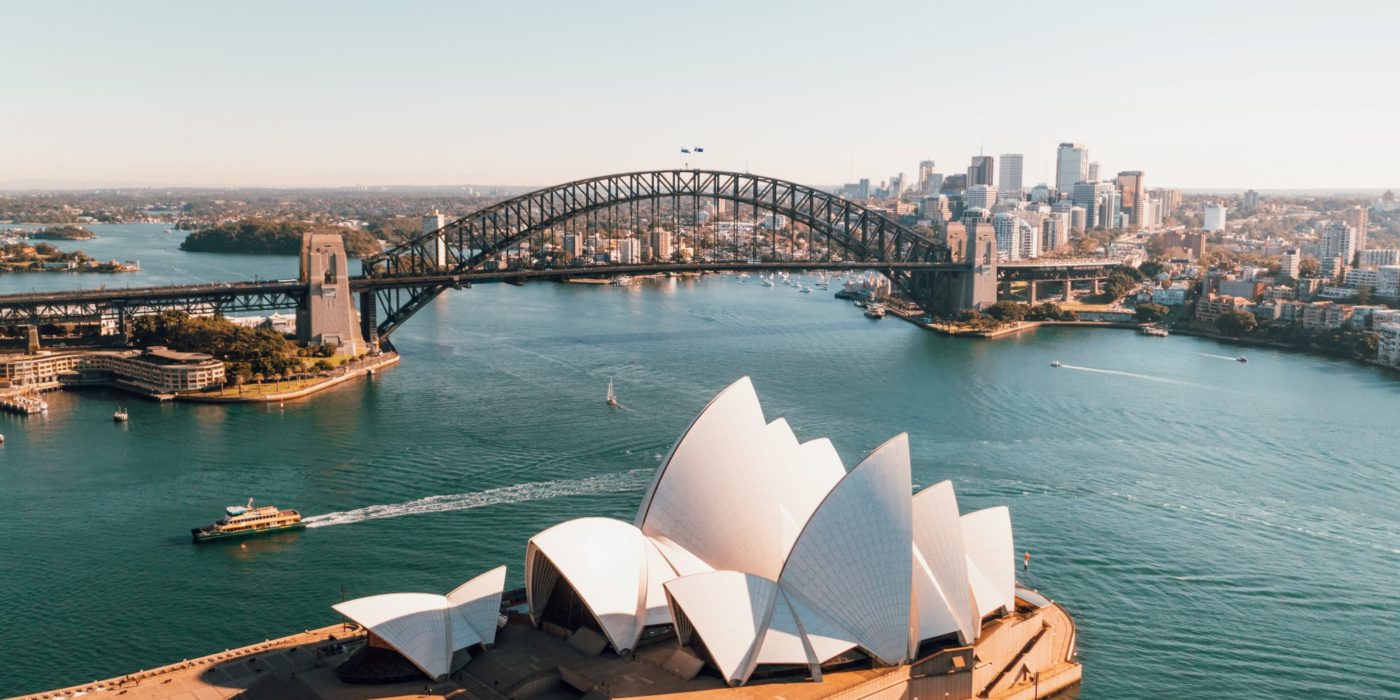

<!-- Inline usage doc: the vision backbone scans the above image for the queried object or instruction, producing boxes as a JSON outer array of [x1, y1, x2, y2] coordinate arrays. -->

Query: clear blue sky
[[2, 0, 1396, 189]]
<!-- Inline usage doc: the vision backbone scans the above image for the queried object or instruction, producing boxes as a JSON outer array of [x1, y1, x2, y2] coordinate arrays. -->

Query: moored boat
[[191, 499, 304, 543], [113, 407, 129, 422], [864, 304, 887, 319]]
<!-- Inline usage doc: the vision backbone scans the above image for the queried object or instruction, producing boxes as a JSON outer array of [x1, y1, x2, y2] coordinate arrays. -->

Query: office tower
[[940, 173, 967, 194], [965, 184, 998, 210], [858, 178, 870, 200], [1055, 143, 1088, 196], [888, 174, 903, 197], [927, 173, 945, 194], [1151, 188, 1183, 212], [917, 160, 936, 191], [921, 195, 951, 221], [997, 154, 1024, 195], [967, 155, 995, 187], [1281, 249, 1301, 280], [1321, 222, 1357, 268], [1141, 198, 1162, 229], [1116, 171, 1146, 228], [422, 210, 448, 267], [1087, 162, 1100, 181], [1070, 206, 1087, 232], [1344, 205, 1369, 252], [1203, 203, 1228, 232], [1243, 189, 1261, 208], [1029, 183, 1053, 203], [1072, 181, 1118, 229]]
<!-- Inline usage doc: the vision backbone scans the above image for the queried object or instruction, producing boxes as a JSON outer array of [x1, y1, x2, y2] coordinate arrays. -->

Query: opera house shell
[[335, 377, 1080, 698]]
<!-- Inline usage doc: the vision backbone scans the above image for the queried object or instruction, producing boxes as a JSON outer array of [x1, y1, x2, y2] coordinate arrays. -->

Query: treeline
[[179, 219, 381, 257], [130, 311, 303, 381], [32, 225, 96, 240]]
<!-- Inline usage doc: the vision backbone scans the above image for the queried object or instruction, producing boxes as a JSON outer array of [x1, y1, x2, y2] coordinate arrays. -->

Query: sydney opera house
[[331, 377, 1081, 699]]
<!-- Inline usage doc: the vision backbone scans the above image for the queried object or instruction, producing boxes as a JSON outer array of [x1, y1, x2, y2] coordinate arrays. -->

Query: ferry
[[1140, 326, 1169, 337], [191, 499, 304, 543], [864, 304, 887, 319]]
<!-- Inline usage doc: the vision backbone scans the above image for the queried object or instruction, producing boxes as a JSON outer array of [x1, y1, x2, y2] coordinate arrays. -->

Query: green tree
[[1135, 303, 1170, 322], [1215, 311, 1258, 337], [985, 301, 1027, 323]]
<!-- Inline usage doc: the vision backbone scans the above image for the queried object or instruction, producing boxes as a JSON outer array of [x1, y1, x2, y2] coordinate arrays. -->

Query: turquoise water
[[1, 226, 1397, 698]]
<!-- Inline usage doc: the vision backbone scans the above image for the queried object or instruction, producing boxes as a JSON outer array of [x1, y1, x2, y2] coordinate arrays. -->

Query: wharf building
[[327, 378, 1080, 699], [0, 346, 225, 396]]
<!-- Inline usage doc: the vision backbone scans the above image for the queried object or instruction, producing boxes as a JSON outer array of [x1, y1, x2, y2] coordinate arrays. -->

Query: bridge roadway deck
[[0, 258, 1121, 308]]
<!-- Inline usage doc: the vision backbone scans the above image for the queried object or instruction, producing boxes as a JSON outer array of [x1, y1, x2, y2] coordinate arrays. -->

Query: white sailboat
[[606, 379, 620, 408]]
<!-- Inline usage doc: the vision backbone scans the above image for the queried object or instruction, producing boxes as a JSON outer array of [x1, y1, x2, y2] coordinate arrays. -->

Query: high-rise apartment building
[[967, 156, 995, 187], [1358, 249, 1400, 267], [1281, 249, 1302, 280], [1055, 143, 1087, 196], [1321, 222, 1357, 269], [997, 154, 1024, 195], [1344, 205, 1369, 253], [1203, 203, 1228, 232], [648, 229, 673, 261], [1072, 181, 1118, 229], [422, 210, 448, 267], [1041, 212, 1070, 253], [1116, 171, 1146, 228], [1243, 189, 1261, 208]]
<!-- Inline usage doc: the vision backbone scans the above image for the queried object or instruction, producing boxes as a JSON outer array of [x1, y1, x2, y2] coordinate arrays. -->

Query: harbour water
[[1, 225, 1398, 698]]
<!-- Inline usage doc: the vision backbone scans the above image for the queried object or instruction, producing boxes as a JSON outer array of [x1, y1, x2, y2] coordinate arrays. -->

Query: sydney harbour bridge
[[0, 170, 1120, 350]]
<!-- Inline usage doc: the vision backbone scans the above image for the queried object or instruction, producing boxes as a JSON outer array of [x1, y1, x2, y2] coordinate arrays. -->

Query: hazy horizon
[[3, 0, 1397, 190]]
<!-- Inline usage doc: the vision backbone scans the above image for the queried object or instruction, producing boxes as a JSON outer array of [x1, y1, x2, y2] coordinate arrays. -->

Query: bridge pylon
[[910, 224, 997, 316], [296, 232, 367, 355]]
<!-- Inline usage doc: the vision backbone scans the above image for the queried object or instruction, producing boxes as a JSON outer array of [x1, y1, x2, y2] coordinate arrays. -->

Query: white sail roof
[[526, 517, 649, 653], [446, 565, 507, 648], [334, 593, 451, 680], [776, 433, 913, 666], [635, 377, 844, 580], [910, 481, 976, 644], [663, 571, 776, 685], [961, 506, 1015, 618]]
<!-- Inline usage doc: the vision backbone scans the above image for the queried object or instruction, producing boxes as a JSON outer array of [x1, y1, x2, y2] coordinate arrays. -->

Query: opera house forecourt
[[20, 378, 1079, 700]]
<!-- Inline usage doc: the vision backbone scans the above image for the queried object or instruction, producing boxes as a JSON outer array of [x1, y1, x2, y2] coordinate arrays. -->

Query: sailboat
[[606, 379, 620, 408]]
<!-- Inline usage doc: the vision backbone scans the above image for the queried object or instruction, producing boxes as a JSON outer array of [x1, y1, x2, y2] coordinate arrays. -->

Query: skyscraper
[[1055, 143, 1087, 196], [1116, 171, 1146, 229], [968, 155, 995, 187], [1086, 162, 1100, 181], [1072, 181, 1117, 229], [917, 160, 936, 192], [965, 185, 998, 210], [1344, 205, 1369, 253], [997, 154, 1024, 195]]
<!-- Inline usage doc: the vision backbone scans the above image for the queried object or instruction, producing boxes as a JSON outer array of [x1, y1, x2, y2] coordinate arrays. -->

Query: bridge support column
[[25, 325, 39, 354], [1092, 277, 1102, 295], [1028, 280, 1038, 305], [359, 290, 380, 354], [296, 233, 367, 355]]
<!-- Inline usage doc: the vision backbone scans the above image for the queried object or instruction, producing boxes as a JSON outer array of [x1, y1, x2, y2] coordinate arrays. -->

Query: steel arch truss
[[361, 170, 949, 337]]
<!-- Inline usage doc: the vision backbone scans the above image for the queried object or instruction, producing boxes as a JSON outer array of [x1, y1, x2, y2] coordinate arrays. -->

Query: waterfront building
[[1379, 324, 1400, 367], [422, 210, 449, 268], [1302, 301, 1354, 330], [967, 155, 995, 188], [1054, 143, 1087, 195], [1116, 171, 1145, 229], [612, 238, 643, 264], [1357, 249, 1400, 268], [997, 154, 1024, 196], [0, 347, 225, 394], [1203, 203, 1228, 232], [965, 185, 998, 210], [1195, 294, 1252, 323]]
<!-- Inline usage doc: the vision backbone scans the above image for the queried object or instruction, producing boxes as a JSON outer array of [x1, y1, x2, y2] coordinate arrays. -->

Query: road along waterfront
[[0, 232, 1397, 698]]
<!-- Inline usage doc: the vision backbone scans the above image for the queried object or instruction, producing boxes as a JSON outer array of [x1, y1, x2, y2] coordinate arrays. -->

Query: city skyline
[[2, 0, 1398, 190]]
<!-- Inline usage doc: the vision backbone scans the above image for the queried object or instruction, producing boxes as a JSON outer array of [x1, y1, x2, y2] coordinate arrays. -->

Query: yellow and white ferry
[[190, 498, 304, 543]]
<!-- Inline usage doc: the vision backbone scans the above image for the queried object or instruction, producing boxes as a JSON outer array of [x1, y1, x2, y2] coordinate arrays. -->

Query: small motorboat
[[606, 379, 620, 408], [1236, 356, 1248, 363], [113, 408, 129, 422], [1051, 361, 1063, 368]]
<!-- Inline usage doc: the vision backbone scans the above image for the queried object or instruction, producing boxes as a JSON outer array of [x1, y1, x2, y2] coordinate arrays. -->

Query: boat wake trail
[[303, 469, 654, 528], [1198, 353, 1242, 361], [1059, 364, 1193, 386]]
